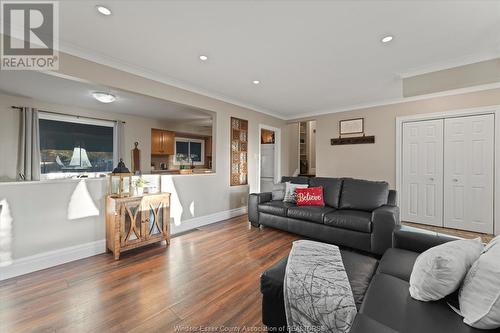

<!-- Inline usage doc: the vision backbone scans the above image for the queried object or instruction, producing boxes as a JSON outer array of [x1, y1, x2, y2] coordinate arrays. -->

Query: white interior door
[[402, 119, 444, 226], [444, 114, 494, 233]]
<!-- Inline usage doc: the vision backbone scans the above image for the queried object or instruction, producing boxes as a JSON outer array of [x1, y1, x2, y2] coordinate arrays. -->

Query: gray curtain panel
[[18, 107, 41, 181]]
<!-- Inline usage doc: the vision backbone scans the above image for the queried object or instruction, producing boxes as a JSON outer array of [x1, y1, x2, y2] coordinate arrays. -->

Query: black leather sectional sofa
[[248, 176, 399, 255], [261, 226, 484, 333]]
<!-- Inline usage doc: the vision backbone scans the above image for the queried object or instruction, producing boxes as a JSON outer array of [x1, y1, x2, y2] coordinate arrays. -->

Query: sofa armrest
[[371, 205, 400, 255], [392, 225, 460, 253], [248, 192, 272, 227]]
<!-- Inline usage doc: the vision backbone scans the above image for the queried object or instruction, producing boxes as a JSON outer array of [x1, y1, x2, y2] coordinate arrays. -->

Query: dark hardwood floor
[[0, 215, 299, 333], [1, 214, 493, 333]]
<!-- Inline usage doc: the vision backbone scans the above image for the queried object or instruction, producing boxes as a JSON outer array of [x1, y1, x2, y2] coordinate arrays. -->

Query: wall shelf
[[331, 136, 375, 145]]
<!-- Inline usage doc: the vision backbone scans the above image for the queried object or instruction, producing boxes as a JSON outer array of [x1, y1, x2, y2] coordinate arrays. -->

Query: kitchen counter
[[151, 169, 214, 175]]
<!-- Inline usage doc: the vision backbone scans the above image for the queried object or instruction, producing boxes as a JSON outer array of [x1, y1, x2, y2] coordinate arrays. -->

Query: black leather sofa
[[249, 177, 399, 255], [260, 226, 485, 333]]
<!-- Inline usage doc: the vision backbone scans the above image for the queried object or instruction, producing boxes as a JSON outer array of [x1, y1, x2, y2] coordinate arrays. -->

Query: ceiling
[[14, 1, 500, 119], [0, 71, 213, 123]]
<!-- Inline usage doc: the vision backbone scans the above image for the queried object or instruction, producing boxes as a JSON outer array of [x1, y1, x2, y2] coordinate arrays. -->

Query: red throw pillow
[[295, 187, 325, 206]]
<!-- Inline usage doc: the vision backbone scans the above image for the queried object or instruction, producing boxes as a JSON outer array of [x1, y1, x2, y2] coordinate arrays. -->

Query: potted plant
[[134, 177, 149, 196]]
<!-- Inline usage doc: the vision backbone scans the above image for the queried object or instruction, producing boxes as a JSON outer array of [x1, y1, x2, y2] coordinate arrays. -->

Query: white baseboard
[[0, 239, 106, 281], [171, 206, 247, 235], [0, 206, 247, 281]]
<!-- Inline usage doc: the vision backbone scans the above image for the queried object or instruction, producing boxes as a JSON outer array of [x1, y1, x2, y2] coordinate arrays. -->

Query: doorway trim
[[257, 124, 281, 193], [395, 105, 500, 235]]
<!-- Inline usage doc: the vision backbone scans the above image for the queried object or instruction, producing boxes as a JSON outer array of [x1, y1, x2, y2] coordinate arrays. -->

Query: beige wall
[[308, 121, 316, 172], [291, 88, 500, 188], [284, 123, 299, 176], [403, 58, 500, 97]]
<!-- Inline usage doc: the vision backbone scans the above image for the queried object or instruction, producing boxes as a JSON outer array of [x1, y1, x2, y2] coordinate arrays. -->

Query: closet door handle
[[452, 178, 458, 182], [429, 177, 434, 181]]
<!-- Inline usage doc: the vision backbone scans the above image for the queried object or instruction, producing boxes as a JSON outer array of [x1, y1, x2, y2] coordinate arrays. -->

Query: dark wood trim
[[331, 135, 375, 145]]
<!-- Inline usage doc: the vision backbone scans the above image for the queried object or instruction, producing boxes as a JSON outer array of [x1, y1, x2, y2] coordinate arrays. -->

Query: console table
[[105, 193, 170, 260]]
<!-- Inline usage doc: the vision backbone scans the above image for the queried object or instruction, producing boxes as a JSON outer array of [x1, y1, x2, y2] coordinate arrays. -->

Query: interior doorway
[[298, 120, 316, 176], [258, 125, 281, 192]]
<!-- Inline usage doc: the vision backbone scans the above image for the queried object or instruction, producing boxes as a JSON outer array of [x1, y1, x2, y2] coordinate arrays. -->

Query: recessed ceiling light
[[96, 5, 112, 16], [381, 35, 394, 43], [199, 55, 208, 61], [252, 80, 260, 85], [92, 92, 116, 103]]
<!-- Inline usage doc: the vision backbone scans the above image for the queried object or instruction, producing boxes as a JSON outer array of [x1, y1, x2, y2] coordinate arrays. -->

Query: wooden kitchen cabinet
[[151, 129, 175, 155]]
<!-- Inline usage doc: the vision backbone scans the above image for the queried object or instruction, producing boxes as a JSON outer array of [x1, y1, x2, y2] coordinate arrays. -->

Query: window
[[39, 113, 115, 179], [174, 138, 205, 165]]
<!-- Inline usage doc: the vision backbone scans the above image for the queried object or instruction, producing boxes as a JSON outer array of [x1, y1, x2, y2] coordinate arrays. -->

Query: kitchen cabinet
[[151, 129, 174, 155]]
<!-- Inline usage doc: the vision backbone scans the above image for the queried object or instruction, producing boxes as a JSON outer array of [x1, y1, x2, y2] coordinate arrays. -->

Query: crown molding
[[398, 51, 500, 79], [53, 40, 500, 122], [287, 82, 500, 121], [57, 41, 287, 120]]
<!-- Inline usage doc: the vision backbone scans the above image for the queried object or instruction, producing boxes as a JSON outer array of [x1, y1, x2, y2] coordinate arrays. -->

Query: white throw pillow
[[409, 238, 483, 301], [458, 236, 500, 329], [283, 182, 308, 203]]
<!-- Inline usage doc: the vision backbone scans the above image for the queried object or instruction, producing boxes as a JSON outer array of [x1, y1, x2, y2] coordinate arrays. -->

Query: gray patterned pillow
[[283, 182, 308, 203], [272, 182, 286, 201]]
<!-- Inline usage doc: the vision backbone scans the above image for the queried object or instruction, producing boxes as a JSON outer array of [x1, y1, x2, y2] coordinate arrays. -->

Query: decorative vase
[[136, 187, 144, 196]]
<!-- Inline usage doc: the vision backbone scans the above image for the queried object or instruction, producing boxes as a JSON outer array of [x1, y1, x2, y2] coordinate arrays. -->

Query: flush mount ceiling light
[[96, 5, 112, 16], [381, 35, 394, 43], [92, 92, 116, 103], [252, 80, 260, 85], [199, 55, 208, 61]]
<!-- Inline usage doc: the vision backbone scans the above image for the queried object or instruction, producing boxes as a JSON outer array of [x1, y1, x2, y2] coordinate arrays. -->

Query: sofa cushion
[[286, 206, 335, 224], [341, 249, 379, 309], [309, 177, 343, 208], [281, 176, 309, 185], [340, 178, 389, 211], [350, 314, 398, 333], [295, 187, 325, 206], [459, 236, 500, 330], [323, 210, 372, 233], [261, 250, 378, 313], [258, 200, 295, 217], [377, 248, 419, 282], [409, 238, 483, 302], [361, 273, 481, 333]]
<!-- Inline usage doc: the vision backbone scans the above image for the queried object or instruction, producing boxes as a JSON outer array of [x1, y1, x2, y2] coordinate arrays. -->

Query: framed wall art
[[339, 118, 364, 135]]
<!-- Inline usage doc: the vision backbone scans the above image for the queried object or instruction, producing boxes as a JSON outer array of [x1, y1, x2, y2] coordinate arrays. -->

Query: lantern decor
[[108, 159, 133, 197]]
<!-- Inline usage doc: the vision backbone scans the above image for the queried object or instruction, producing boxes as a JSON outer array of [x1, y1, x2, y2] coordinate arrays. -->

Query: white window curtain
[[18, 107, 41, 181], [113, 120, 125, 165]]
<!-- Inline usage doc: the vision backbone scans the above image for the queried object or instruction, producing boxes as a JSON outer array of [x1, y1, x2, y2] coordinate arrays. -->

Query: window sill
[[0, 171, 218, 186]]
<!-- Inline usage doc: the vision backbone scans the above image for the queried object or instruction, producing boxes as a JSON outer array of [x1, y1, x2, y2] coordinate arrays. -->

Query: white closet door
[[444, 114, 494, 233], [402, 120, 444, 226]]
